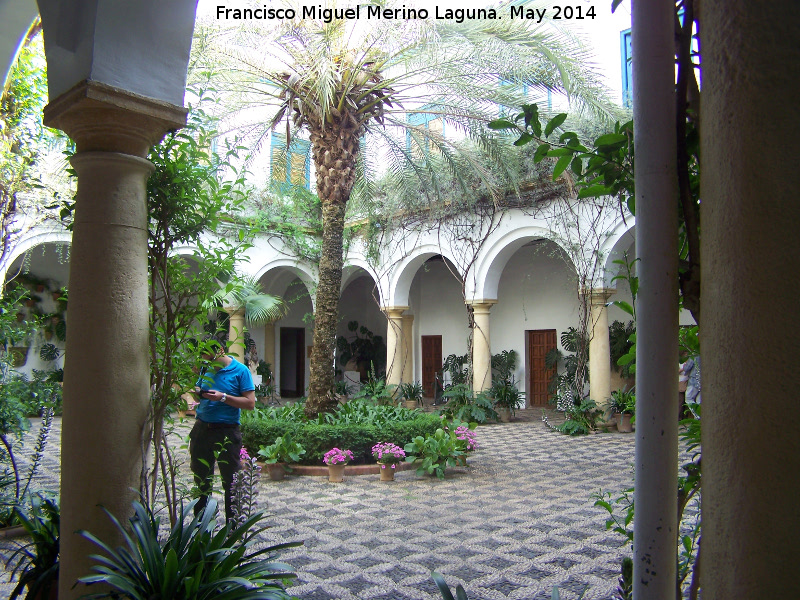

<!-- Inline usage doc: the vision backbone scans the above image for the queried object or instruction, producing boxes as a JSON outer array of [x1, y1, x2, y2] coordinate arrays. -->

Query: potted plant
[[610, 387, 636, 433], [371, 442, 406, 481], [451, 421, 478, 465], [489, 380, 522, 423], [398, 381, 423, 410], [404, 428, 463, 480], [257, 436, 306, 480], [323, 447, 354, 482], [4, 494, 60, 600]]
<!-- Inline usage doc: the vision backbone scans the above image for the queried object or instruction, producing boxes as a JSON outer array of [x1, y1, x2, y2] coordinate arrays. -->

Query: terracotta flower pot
[[327, 463, 346, 482], [403, 400, 418, 409], [379, 465, 395, 481], [617, 413, 633, 433], [265, 463, 287, 481], [497, 407, 512, 423]]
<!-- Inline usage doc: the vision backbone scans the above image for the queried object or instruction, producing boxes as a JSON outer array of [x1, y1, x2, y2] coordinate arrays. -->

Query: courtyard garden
[[1, 408, 650, 600]]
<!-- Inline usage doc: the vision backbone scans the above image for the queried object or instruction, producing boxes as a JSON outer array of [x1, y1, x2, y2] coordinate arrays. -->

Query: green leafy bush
[[351, 376, 396, 405], [438, 384, 498, 423], [242, 410, 441, 465], [404, 428, 463, 480], [257, 436, 306, 464]]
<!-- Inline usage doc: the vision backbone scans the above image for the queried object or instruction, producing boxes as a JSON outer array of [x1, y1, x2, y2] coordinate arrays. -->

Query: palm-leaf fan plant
[[208, 0, 617, 417], [209, 274, 287, 359]]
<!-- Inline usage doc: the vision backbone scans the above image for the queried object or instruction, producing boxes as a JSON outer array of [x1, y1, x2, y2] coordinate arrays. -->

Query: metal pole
[[632, 0, 680, 598]]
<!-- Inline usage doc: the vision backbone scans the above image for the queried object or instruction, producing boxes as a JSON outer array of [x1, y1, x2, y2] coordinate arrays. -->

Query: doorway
[[421, 335, 442, 398], [279, 327, 305, 397], [526, 329, 557, 407]]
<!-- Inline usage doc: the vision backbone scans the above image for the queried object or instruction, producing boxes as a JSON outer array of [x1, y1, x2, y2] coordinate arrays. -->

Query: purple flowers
[[455, 426, 478, 451], [371, 442, 406, 466], [323, 447, 354, 466]]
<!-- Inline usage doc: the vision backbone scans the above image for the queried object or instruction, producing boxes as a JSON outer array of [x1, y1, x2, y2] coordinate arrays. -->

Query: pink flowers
[[240, 447, 252, 461], [455, 426, 478, 451], [372, 442, 406, 466], [323, 447, 354, 466]]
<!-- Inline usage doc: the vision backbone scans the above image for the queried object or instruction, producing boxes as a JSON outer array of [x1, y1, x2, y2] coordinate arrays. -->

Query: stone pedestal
[[585, 288, 615, 413], [226, 306, 246, 362], [402, 314, 414, 384], [383, 306, 407, 388], [469, 300, 496, 392]]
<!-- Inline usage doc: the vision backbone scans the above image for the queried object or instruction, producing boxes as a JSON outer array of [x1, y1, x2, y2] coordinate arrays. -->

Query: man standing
[[190, 335, 255, 523]]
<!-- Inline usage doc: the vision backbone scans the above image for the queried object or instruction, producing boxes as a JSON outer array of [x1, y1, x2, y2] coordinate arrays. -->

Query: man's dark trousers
[[189, 420, 242, 523]]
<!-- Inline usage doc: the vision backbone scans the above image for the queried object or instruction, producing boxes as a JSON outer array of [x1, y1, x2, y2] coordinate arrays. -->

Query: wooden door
[[279, 327, 305, 397], [421, 335, 442, 398], [526, 329, 557, 407]]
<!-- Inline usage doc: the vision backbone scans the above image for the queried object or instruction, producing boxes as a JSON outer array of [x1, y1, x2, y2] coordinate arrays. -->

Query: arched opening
[[408, 254, 466, 397], [337, 269, 385, 385], [492, 238, 579, 407]]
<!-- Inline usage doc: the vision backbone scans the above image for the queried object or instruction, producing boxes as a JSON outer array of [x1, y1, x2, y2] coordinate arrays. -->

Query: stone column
[[703, 2, 800, 597], [469, 300, 497, 392], [264, 321, 276, 386], [631, 0, 680, 596], [402, 314, 414, 384], [226, 306, 246, 362], [43, 81, 187, 599], [586, 289, 615, 412], [383, 306, 407, 388]]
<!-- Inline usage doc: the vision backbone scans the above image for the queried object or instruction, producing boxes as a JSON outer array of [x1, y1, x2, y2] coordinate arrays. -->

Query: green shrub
[[241, 411, 441, 465], [404, 428, 463, 480], [438, 384, 498, 423]]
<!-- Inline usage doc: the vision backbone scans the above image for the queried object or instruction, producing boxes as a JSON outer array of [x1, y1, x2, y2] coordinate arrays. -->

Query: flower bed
[[241, 400, 442, 465]]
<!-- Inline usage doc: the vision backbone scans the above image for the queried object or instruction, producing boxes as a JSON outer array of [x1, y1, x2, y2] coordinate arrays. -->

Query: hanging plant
[[39, 343, 60, 362]]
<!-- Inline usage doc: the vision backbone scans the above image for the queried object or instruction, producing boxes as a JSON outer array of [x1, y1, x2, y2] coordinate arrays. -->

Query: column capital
[[466, 299, 498, 313], [382, 305, 409, 317], [224, 306, 246, 318], [581, 287, 616, 306], [43, 80, 188, 157]]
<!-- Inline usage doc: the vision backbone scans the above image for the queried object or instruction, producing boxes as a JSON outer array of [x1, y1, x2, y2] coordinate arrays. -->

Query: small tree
[[142, 79, 251, 524]]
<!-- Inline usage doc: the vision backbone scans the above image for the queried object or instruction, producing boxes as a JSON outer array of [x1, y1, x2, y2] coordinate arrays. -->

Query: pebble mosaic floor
[[1, 411, 639, 600]]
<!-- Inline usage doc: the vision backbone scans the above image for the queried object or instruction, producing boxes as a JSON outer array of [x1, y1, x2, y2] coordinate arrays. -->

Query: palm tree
[[210, 274, 286, 361], [211, 0, 616, 416]]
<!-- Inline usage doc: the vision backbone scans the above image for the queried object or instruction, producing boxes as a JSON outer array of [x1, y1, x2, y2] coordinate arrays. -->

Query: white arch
[[388, 243, 463, 307], [341, 257, 384, 306], [600, 216, 636, 287], [254, 258, 317, 309], [0, 0, 37, 88], [469, 225, 574, 301], [1, 226, 72, 282]]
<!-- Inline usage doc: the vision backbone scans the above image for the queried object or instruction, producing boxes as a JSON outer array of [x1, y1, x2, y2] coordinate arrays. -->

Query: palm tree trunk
[[305, 198, 348, 416]]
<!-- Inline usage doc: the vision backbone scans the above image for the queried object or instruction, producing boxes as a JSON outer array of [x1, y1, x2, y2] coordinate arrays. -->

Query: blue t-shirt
[[196, 357, 254, 424]]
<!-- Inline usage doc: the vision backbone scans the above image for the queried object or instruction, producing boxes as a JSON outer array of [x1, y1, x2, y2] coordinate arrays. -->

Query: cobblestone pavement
[[1, 411, 637, 600]]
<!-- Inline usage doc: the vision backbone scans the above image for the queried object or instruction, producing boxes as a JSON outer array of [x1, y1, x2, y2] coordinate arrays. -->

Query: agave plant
[[77, 498, 302, 599], [432, 571, 573, 600], [3, 493, 60, 600]]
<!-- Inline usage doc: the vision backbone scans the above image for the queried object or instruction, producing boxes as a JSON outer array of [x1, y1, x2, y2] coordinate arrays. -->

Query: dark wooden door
[[526, 329, 557, 407], [280, 327, 305, 397], [421, 335, 442, 397]]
